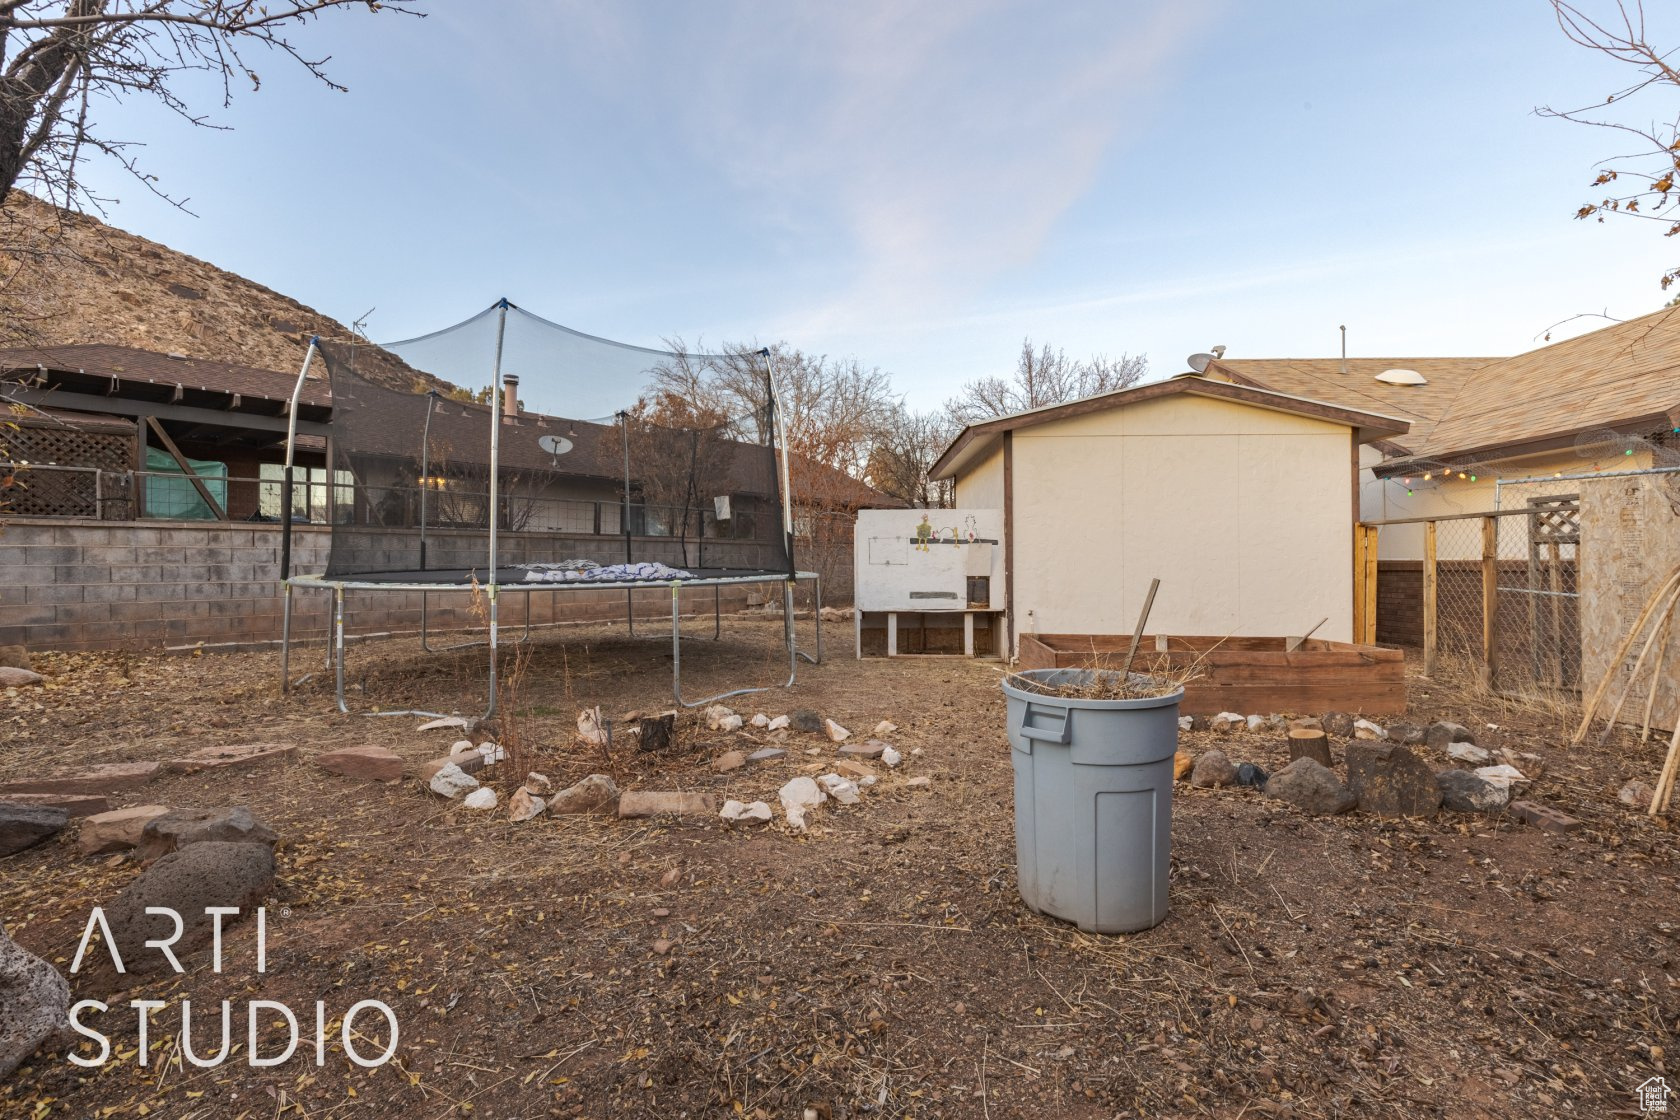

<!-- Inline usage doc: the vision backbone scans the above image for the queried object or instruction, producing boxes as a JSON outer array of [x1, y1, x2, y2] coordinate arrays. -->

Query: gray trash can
[[1002, 669, 1181, 934]]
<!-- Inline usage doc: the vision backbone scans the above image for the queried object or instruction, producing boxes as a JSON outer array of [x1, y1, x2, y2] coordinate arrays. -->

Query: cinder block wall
[[0, 520, 788, 652]]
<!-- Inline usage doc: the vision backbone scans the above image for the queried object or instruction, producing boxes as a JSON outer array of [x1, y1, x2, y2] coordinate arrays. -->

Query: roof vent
[[1375, 368, 1427, 386]]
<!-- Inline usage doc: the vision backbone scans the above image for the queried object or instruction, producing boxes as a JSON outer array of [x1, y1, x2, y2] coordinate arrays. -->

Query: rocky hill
[[0, 195, 447, 393]]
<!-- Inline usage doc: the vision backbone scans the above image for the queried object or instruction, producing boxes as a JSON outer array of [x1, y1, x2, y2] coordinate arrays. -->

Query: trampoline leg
[[420, 591, 433, 653], [796, 574, 822, 665], [627, 589, 634, 637], [714, 584, 721, 641], [280, 582, 293, 694], [333, 585, 349, 714], [671, 586, 682, 705], [484, 585, 500, 720]]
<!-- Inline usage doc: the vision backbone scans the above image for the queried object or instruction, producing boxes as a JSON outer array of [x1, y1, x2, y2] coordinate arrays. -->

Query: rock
[[1209, 712, 1245, 732], [824, 719, 851, 743], [716, 714, 744, 733], [1286, 729, 1333, 768], [1245, 715, 1266, 732], [881, 746, 902, 768], [778, 776, 827, 831], [1288, 716, 1323, 732], [1385, 721, 1425, 746], [1447, 742, 1492, 765], [417, 716, 469, 731], [1234, 762, 1268, 788], [703, 704, 737, 730], [1498, 749, 1547, 777], [476, 742, 507, 764], [162, 742, 295, 774], [750, 713, 770, 728], [1264, 758, 1356, 815], [1178, 716, 1193, 732], [651, 938, 672, 955], [747, 748, 787, 763], [428, 762, 481, 800], [872, 720, 898, 737], [0, 761, 160, 797], [1425, 721, 1475, 750], [1473, 764, 1530, 795], [1509, 799, 1583, 834], [0, 792, 108, 818], [767, 715, 791, 731], [840, 741, 886, 759], [0, 804, 67, 857], [905, 775, 932, 788], [1346, 743, 1442, 818], [1173, 750, 1194, 780], [1353, 719, 1386, 740], [1188, 714, 1210, 731], [834, 760, 876, 779], [549, 774, 618, 814], [77, 805, 169, 855], [419, 749, 485, 784], [617, 791, 717, 819], [789, 710, 825, 734], [0, 645, 32, 670], [1619, 779, 1656, 810], [1436, 769, 1510, 812], [817, 773, 861, 805], [508, 788, 546, 822], [104, 842, 274, 973], [576, 706, 608, 747], [315, 745, 404, 782], [1322, 712, 1356, 738], [0, 667, 42, 688], [451, 738, 476, 754], [0, 922, 69, 1079], [719, 799, 773, 826], [135, 807, 278, 862], [462, 787, 498, 811], [522, 772, 553, 795], [711, 750, 746, 773], [1191, 751, 1237, 788]]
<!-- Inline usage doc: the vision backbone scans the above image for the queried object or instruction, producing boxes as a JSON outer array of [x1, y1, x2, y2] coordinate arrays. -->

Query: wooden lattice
[[5, 419, 134, 519]]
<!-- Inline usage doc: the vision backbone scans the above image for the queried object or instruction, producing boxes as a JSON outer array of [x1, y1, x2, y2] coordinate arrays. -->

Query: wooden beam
[[133, 411, 147, 519], [144, 416, 228, 521], [7, 386, 331, 437], [1364, 525, 1378, 645], [1481, 515, 1499, 686], [1422, 520, 1438, 677]]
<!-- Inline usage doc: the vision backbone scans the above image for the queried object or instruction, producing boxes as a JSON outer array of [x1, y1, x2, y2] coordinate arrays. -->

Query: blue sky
[[79, 0, 1680, 409]]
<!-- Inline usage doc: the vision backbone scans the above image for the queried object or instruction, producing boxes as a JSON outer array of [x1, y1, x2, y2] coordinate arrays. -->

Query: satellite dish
[[1375, 368, 1428, 386], [1187, 352, 1216, 373], [538, 434, 574, 460]]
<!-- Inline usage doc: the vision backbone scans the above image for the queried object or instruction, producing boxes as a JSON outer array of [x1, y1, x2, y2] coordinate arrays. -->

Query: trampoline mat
[[310, 567, 791, 589]]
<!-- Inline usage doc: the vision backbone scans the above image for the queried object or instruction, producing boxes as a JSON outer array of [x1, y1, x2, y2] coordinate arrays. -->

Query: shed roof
[[929, 374, 1410, 481], [0, 343, 331, 408]]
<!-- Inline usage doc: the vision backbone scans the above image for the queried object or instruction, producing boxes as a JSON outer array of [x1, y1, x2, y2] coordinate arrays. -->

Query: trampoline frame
[[278, 301, 813, 718]]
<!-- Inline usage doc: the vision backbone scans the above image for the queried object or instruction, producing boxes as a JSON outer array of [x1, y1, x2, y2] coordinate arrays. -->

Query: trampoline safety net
[[308, 303, 793, 583]]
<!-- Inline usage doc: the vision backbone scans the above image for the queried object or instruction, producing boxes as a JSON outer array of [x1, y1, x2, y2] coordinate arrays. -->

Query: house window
[[260, 464, 352, 523]]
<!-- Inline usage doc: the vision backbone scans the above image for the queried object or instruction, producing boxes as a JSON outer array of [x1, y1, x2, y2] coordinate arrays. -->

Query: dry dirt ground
[[1, 617, 1677, 1119]]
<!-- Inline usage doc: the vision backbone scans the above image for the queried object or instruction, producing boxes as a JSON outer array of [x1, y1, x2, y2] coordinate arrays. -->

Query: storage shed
[[928, 375, 1409, 660]]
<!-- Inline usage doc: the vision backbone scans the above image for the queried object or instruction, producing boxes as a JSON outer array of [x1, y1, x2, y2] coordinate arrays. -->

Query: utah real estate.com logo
[[64, 905, 399, 1069], [1640, 1075, 1673, 1114]]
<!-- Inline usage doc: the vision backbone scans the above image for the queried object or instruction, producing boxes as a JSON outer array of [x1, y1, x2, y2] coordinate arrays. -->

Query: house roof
[[929, 374, 1410, 482], [1206, 357, 1495, 455], [1211, 305, 1680, 472], [0, 343, 331, 408]]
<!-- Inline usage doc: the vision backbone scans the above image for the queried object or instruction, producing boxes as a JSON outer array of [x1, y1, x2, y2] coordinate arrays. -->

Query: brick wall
[[0, 520, 789, 652]]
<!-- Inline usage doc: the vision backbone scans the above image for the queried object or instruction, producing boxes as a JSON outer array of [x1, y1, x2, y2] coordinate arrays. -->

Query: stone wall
[[0, 520, 787, 652]]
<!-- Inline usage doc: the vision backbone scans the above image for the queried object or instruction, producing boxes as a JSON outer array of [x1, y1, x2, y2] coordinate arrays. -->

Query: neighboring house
[[1205, 304, 1680, 561], [928, 374, 1407, 658]]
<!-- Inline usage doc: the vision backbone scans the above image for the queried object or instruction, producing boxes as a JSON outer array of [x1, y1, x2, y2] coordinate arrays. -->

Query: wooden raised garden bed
[[1016, 634, 1406, 716]]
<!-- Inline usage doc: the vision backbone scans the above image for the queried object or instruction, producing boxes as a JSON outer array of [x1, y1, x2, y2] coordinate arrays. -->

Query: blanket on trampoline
[[518, 561, 696, 583]]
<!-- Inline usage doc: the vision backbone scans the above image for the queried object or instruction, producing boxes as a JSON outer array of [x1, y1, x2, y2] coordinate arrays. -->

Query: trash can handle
[[1019, 701, 1073, 745]]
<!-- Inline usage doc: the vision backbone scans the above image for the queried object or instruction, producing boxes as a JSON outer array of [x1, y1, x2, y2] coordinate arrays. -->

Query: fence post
[[1481, 515, 1499, 686], [1422, 520, 1438, 677], [1363, 525, 1378, 644], [1354, 526, 1366, 643]]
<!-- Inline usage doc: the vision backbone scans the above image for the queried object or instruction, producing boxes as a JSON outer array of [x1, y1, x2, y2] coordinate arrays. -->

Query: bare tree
[[944, 338, 1147, 426], [868, 408, 956, 509], [1542, 1, 1680, 287], [0, 1, 421, 214]]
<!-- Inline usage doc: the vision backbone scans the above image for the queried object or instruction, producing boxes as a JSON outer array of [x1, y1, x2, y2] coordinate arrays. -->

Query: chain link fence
[[1370, 503, 1580, 701]]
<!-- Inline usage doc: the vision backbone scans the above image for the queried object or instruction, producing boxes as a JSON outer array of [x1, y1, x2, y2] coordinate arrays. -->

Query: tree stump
[[1287, 727, 1333, 768], [638, 714, 676, 753]]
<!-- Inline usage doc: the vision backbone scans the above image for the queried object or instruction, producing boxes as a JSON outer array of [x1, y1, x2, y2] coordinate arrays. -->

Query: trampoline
[[276, 299, 820, 716]]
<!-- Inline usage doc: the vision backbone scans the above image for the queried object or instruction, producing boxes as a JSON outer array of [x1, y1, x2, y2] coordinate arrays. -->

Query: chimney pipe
[[502, 373, 519, 420]]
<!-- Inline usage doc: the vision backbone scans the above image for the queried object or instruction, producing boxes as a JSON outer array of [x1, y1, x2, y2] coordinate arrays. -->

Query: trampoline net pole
[[486, 300, 509, 716], [280, 337, 318, 581]]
